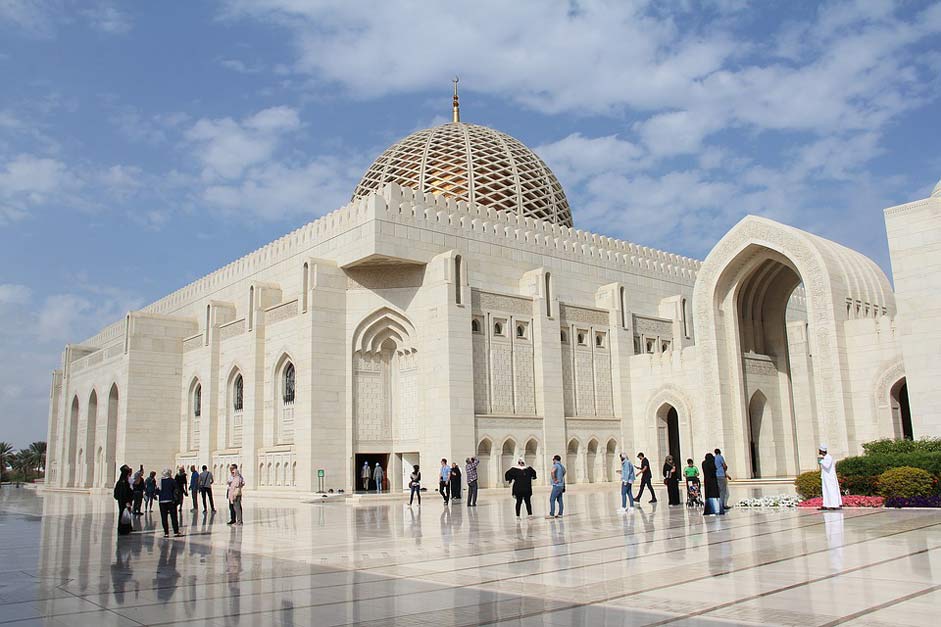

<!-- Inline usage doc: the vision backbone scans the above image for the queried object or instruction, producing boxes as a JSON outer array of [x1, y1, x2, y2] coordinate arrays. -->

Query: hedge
[[836, 452, 941, 477], [878, 467, 937, 498], [862, 438, 941, 456], [794, 471, 821, 499]]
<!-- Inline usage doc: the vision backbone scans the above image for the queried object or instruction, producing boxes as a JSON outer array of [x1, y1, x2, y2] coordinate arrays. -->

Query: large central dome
[[352, 121, 573, 227]]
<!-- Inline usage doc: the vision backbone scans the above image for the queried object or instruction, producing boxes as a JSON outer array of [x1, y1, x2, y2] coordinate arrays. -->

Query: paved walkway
[[0, 486, 939, 625]]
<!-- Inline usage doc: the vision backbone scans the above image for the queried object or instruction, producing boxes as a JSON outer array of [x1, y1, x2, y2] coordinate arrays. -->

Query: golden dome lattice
[[352, 122, 572, 227]]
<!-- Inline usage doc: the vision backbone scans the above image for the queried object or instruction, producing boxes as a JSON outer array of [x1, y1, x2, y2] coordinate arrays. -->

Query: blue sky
[[1, 1, 939, 448]]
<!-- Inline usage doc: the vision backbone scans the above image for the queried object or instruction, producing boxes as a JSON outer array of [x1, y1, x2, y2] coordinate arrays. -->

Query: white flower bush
[[736, 495, 800, 508]]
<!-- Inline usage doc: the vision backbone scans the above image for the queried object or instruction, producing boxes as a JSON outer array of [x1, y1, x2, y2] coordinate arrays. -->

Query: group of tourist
[[113, 462, 245, 539]]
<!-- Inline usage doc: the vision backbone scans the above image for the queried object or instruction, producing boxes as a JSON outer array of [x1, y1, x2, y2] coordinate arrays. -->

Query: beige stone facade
[[44, 121, 936, 495]]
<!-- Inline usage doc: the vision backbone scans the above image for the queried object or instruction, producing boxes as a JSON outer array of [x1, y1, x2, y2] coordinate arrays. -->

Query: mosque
[[44, 85, 941, 494]]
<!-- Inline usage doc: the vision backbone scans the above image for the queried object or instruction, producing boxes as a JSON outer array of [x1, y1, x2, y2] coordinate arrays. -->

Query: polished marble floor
[[1, 485, 939, 626]]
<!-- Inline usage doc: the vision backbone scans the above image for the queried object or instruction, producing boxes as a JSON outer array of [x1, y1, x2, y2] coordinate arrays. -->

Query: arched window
[[205, 304, 211, 346], [544, 272, 552, 317], [302, 262, 309, 313], [471, 319, 480, 334], [283, 363, 295, 404], [516, 325, 524, 338], [494, 322, 503, 336], [248, 286, 254, 331], [619, 286, 626, 328], [681, 298, 689, 338], [454, 255, 463, 305], [194, 384, 202, 417], [561, 329, 568, 343], [233, 374, 243, 411]]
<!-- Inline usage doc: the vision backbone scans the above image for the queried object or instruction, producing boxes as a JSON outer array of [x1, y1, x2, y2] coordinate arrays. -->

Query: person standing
[[157, 469, 182, 538], [663, 455, 680, 505], [144, 471, 157, 513], [114, 465, 134, 535], [227, 464, 244, 525], [408, 465, 421, 506], [618, 453, 635, 511], [449, 462, 462, 502], [702, 453, 723, 515], [818, 445, 843, 510], [465, 457, 479, 507], [189, 465, 200, 512], [198, 465, 216, 513], [360, 461, 371, 491], [634, 453, 657, 503], [131, 469, 145, 515], [174, 466, 188, 518], [505, 458, 537, 518], [714, 448, 730, 510], [548, 454, 566, 519], [438, 459, 451, 503], [373, 462, 385, 494]]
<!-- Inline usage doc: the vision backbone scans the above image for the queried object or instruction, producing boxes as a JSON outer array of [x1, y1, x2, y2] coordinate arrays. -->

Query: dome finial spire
[[452, 76, 460, 123]]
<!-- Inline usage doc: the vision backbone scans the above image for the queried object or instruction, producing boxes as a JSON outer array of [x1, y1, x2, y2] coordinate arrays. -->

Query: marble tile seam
[[817, 583, 941, 627]]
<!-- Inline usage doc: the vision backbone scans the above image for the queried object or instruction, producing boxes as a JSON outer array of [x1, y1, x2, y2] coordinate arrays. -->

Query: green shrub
[[878, 467, 937, 498], [862, 438, 941, 456], [838, 474, 880, 496], [837, 452, 941, 477], [795, 471, 822, 499]]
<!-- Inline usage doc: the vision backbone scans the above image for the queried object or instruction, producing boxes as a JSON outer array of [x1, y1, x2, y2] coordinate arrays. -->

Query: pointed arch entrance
[[890, 378, 913, 440], [656, 404, 681, 467]]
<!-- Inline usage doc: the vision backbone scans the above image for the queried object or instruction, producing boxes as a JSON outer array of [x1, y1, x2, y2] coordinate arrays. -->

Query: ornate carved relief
[[266, 300, 298, 326], [473, 290, 533, 315], [633, 315, 672, 338], [347, 265, 425, 289], [744, 354, 778, 376], [219, 319, 245, 341], [560, 304, 609, 326]]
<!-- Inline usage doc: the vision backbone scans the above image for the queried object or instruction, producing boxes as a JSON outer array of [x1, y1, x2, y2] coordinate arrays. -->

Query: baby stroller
[[686, 477, 703, 508]]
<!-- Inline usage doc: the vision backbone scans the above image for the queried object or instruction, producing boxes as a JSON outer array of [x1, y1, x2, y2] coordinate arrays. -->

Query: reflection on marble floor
[[0, 487, 939, 626]]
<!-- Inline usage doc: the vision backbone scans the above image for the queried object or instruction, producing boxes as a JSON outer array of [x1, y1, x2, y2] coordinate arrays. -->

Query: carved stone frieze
[[346, 265, 425, 289], [560, 303, 609, 326], [633, 315, 672, 338], [472, 290, 533, 316]]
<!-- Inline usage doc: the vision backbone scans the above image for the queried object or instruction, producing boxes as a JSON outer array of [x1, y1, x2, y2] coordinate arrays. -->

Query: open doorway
[[656, 403, 681, 466], [354, 453, 390, 493], [890, 378, 913, 440]]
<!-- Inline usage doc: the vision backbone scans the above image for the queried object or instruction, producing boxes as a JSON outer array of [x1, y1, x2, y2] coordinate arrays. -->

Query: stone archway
[[644, 386, 694, 470], [693, 215, 895, 467]]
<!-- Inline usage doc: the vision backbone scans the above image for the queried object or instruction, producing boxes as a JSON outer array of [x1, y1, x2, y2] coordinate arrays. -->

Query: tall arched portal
[[890, 378, 913, 440], [656, 403, 681, 467]]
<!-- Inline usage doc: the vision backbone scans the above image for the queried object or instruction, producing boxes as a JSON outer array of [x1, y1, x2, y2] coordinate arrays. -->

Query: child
[[683, 459, 699, 481]]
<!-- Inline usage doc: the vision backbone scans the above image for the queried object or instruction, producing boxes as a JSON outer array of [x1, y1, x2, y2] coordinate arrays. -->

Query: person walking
[[198, 465, 216, 513], [714, 448, 730, 510], [505, 458, 537, 518], [438, 458, 451, 503], [817, 445, 843, 510], [157, 469, 183, 538], [408, 464, 421, 506], [144, 471, 157, 513], [174, 466, 188, 518], [373, 462, 385, 494], [449, 462, 462, 502], [189, 465, 200, 512], [663, 455, 680, 505], [360, 461, 371, 491], [114, 465, 134, 535], [634, 452, 657, 503], [618, 453, 635, 511], [702, 453, 723, 515], [465, 457, 479, 507], [226, 464, 244, 525], [131, 468, 145, 516], [547, 454, 566, 518]]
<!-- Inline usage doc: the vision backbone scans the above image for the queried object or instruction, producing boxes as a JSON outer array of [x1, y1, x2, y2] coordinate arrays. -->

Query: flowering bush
[[794, 471, 822, 499], [797, 495, 884, 508], [884, 495, 941, 508], [736, 495, 801, 508]]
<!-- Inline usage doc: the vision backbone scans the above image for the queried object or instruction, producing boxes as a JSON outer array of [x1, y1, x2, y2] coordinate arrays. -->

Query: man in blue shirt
[[547, 454, 566, 518], [439, 458, 451, 503], [714, 448, 730, 510], [618, 453, 636, 511]]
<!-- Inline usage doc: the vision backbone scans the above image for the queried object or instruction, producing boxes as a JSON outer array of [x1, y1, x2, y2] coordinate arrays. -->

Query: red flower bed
[[798, 495, 884, 508]]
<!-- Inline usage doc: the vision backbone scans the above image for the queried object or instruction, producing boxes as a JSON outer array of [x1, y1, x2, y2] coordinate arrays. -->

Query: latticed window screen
[[233, 374, 243, 411], [353, 122, 572, 227], [193, 384, 201, 417], [282, 363, 295, 404]]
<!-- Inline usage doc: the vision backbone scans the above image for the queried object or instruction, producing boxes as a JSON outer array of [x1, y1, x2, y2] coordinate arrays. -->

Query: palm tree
[[11, 450, 31, 483], [0, 442, 13, 485], [28, 442, 47, 476]]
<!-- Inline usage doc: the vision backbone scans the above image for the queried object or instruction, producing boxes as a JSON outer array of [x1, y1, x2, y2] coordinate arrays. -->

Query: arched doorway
[[523, 438, 538, 470], [104, 384, 118, 487], [586, 439, 599, 483], [500, 439, 516, 484], [747, 390, 769, 478], [84, 390, 97, 488], [477, 438, 492, 488], [566, 439, 579, 484], [890, 378, 913, 440], [605, 439, 618, 481], [67, 396, 79, 487], [656, 403, 681, 467]]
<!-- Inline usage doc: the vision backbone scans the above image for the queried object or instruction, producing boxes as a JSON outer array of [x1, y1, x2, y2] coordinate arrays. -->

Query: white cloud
[[184, 106, 301, 180], [0, 0, 61, 37], [0, 154, 81, 222], [83, 3, 131, 34], [0, 283, 30, 305], [536, 133, 645, 186]]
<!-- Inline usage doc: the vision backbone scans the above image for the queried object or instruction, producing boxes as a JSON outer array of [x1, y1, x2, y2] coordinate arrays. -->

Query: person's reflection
[[226, 526, 243, 622], [621, 508, 638, 560], [823, 511, 844, 571], [637, 505, 655, 554], [407, 504, 422, 547], [201, 509, 216, 533], [439, 505, 453, 554], [110, 540, 134, 605], [153, 539, 181, 603]]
